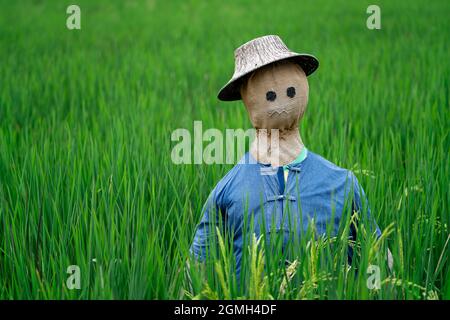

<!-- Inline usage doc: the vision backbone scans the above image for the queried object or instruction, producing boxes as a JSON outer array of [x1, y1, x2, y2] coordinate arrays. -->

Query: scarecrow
[[190, 35, 384, 278]]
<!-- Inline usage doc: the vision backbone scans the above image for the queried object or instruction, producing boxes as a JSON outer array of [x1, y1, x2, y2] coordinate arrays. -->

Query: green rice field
[[0, 0, 449, 299]]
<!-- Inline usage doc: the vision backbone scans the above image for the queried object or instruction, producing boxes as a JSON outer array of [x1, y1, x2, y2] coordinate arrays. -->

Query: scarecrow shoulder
[[305, 151, 363, 191], [307, 152, 372, 205], [306, 151, 351, 176], [211, 152, 258, 205], [210, 159, 247, 206]]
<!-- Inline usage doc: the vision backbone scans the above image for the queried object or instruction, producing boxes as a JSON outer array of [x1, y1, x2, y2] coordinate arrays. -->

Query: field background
[[0, 0, 449, 299]]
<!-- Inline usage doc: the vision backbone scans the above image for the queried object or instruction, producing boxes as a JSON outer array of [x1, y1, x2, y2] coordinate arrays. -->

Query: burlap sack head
[[240, 60, 309, 131]]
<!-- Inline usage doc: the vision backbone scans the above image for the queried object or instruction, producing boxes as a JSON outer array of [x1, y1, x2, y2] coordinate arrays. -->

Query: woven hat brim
[[217, 53, 319, 101]]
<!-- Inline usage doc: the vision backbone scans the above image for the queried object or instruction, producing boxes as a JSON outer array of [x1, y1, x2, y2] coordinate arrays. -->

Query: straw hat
[[218, 35, 319, 101]]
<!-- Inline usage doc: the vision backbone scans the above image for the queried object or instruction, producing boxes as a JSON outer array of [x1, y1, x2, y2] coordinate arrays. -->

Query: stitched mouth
[[267, 103, 297, 117]]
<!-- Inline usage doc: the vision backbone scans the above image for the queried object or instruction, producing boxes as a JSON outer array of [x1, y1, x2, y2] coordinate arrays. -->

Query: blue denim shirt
[[190, 150, 381, 278]]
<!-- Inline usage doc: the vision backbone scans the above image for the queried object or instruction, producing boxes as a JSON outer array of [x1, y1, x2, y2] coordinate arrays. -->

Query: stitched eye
[[287, 87, 296, 98], [266, 90, 277, 101]]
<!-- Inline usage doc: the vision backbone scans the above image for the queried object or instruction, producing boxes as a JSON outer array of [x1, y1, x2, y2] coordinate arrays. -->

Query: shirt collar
[[283, 146, 308, 170]]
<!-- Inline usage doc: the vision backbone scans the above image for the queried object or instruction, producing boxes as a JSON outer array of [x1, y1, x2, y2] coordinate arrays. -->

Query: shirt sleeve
[[350, 172, 382, 238], [190, 185, 227, 262], [347, 172, 381, 265]]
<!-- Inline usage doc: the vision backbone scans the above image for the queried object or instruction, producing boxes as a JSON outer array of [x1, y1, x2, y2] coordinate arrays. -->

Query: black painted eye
[[287, 87, 296, 98], [266, 90, 277, 101]]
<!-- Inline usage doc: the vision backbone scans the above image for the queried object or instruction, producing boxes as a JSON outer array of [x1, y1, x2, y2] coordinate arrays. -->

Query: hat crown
[[233, 35, 293, 78]]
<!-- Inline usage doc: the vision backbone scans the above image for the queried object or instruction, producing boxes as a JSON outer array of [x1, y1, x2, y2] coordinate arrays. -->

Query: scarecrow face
[[240, 61, 309, 130]]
